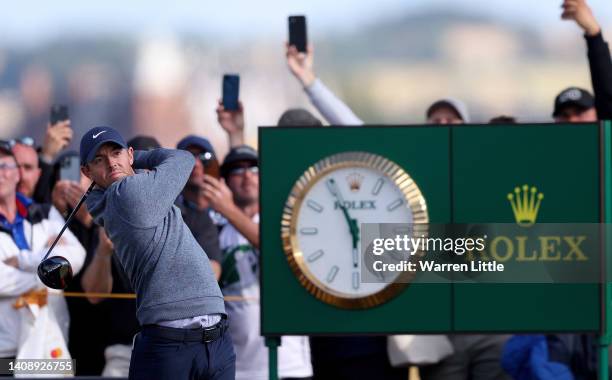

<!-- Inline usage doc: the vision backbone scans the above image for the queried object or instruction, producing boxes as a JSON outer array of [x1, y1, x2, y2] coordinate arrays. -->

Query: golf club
[[37, 182, 95, 289]]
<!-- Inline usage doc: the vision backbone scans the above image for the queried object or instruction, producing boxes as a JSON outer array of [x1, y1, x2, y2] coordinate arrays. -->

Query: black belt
[[142, 318, 228, 343]]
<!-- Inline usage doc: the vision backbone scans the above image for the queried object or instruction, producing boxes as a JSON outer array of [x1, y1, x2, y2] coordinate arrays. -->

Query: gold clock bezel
[[281, 151, 429, 309]]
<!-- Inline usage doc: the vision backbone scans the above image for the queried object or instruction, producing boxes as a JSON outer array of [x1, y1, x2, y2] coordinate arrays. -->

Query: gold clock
[[281, 151, 429, 309]]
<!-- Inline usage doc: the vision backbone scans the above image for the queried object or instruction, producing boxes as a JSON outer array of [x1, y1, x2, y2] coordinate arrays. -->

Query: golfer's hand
[[201, 174, 234, 215], [65, 182, 93, 226]]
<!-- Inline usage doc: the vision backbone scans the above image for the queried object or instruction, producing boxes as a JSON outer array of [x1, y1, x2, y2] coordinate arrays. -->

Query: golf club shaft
[[41, 182, 95, 261]]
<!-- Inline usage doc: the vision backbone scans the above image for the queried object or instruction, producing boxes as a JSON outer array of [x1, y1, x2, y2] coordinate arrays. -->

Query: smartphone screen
[[222, 74, 240, 111], [50, 105, 69, 126], [60, 155, 81, 182], [288, 15, 307, 53]]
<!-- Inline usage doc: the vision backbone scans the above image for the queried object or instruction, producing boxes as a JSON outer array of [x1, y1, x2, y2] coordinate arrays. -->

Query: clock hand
[[349, 218, 360, 268], [327, 178, 360, 267]]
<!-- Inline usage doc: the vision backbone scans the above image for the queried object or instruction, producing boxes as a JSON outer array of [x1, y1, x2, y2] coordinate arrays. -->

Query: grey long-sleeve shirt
[[86, 148, 225, 325], [304, 79, 364, 126]]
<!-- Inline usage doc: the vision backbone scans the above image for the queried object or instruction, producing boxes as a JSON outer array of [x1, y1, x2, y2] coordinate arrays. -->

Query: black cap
[[127, 135, 161, 151], [80, 126, 127, 165], [553, 87, 595, 117], [220, 145, 258, 178]]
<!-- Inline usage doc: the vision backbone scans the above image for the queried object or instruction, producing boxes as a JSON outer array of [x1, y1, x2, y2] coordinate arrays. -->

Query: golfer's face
[[83, 144, 134, 189]]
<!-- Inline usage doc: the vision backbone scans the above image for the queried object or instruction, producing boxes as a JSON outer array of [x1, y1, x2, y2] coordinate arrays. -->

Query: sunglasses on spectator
[[8, 137, 35, 148], [228, 165, 259, 176], [0, 162, 18, 171]]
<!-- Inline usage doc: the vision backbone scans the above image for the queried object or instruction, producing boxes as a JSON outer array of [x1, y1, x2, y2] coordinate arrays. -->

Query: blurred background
[[0, 0, 611, 157]]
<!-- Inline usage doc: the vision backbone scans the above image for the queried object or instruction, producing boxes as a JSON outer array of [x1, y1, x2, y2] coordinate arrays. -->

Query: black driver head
[[37, 256, 73, 289]]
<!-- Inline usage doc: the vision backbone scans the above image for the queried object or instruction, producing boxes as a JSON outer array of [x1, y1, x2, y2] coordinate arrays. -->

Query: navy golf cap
[[80, 126, 127, 165], [177, 135, 216, 159]]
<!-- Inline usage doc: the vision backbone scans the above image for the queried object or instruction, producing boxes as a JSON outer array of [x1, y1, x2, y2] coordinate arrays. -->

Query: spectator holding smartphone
[[217, 99, 246, 148], [285, 42, 469, 125], [32, 112, 73, 204]]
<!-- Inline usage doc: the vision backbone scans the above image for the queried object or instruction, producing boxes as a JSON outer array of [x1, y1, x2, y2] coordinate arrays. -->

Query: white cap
[[426, 97, 470, 123]]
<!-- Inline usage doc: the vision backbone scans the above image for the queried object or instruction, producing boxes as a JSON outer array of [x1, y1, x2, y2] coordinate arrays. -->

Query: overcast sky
[[2, 0, 612, 45]]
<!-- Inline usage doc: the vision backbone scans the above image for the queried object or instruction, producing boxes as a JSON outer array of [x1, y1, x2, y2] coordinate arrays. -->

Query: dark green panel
[[452, 124, 601, 332], [260, 126, 452, 334]]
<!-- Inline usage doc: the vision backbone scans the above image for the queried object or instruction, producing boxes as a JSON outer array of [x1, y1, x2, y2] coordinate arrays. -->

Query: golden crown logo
[[507, 185, 544, 227], [346, 173, 364, 192]]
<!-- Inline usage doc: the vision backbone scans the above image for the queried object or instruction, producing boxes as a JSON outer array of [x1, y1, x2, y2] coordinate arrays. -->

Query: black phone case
[[289, 16, 307, 53], [50, 105, 69, 125], [222, 75, 240, 111]]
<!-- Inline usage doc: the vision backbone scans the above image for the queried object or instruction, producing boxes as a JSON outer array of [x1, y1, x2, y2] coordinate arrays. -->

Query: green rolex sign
[[260, 122, 611, 339]]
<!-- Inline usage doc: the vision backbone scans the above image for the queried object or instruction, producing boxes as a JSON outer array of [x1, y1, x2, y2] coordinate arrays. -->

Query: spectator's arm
[[562, 0, 612, 119], [305, 79, 364, 125], [117, 149, 194, 227], [0, 262, 39, 296], [210, 260, 221, 280], [286, 43, 364, 126], [40, 121, 72, 164], [216, 100, 245, 148], [81, 228, 114, 304], [586, 33, 612, 120], [201, 175, 259, 248], [191, 213, 223, 280], [32, 159, 55, 204]]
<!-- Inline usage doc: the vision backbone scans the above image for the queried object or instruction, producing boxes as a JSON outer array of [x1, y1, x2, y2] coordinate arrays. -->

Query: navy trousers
[[128, 321, 235, 380]]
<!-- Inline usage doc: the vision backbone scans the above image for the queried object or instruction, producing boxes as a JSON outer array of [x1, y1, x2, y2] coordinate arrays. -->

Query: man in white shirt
[[0, 143, 85, 360]]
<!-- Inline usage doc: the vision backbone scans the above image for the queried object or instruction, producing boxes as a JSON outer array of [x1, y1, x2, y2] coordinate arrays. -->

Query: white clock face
[[282, 151, 428, 309], [295, 166, 413, 298]]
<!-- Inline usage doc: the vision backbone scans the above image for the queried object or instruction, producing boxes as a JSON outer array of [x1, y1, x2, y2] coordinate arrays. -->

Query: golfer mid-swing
[[80, 126, 235, 380]]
